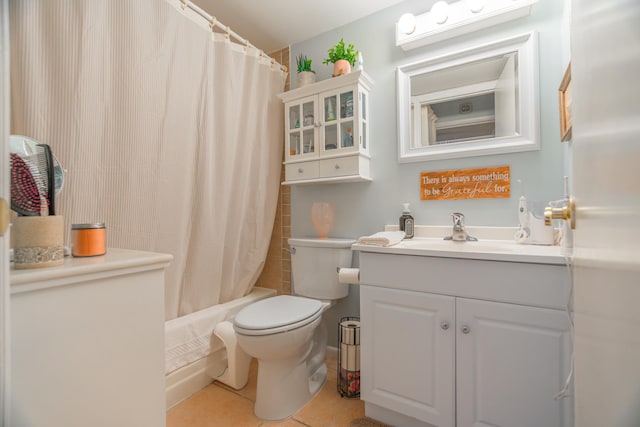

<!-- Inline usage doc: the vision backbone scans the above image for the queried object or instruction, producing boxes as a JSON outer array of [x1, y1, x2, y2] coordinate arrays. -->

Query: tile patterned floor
[[167, 349, 369, 427]]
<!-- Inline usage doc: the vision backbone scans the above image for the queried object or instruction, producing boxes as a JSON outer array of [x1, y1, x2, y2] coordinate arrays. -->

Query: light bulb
[[468, 0, 486, 13], [431, 1, 450, 25], [398, 13, 417, 35]]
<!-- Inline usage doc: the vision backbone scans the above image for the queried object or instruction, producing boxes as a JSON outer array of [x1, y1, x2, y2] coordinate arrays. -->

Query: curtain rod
[[180, 0, 288, 73]]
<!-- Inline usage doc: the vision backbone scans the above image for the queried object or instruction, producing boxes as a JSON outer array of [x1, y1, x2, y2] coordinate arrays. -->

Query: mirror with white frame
[[397, 32, 539, 162]]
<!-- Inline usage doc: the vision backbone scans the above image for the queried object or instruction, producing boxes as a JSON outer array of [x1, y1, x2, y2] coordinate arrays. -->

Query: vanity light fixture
[[431, 1, 450, 25], [398, 13, 417, 34], [395, 0, 538, 50]]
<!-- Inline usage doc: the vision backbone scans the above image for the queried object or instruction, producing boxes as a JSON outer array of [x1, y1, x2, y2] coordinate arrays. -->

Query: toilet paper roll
[[338, 268, 360, 285], [341, 343, 359, 372], [340, 320, 361, 345]]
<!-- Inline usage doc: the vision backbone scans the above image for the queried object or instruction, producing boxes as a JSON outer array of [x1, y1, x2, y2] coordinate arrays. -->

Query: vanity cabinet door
[[456, 298, 573, 427], [361, 285, 455, 427]]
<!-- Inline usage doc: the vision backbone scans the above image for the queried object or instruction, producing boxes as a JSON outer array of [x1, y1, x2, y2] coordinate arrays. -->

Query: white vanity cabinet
[[279, 70, 373, 185], [358, 251, 573, 427]]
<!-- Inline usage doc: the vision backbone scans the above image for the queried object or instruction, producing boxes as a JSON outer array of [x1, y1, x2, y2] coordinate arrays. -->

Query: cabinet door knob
[[441, 321, 449, 330], [461, 325, 471, 334]]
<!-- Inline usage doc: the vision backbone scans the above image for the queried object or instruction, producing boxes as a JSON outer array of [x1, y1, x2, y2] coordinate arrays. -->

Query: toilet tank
[[288, 237, 355, 300]]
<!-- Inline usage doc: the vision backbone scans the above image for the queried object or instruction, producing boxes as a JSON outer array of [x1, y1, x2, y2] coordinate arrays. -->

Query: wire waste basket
[[338, 317, 360, 398]]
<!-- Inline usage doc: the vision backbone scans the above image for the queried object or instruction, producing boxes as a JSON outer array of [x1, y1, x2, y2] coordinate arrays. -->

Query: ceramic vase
[[332, 60, 351, 77], [311, 202, 334, 239]]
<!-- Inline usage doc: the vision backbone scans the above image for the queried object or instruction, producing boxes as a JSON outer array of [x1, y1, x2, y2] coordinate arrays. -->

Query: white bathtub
[[165, 286, 276, 408]]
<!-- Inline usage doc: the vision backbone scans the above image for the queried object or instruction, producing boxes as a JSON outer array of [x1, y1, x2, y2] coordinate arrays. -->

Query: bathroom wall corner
[[255, 47, 291, 296]]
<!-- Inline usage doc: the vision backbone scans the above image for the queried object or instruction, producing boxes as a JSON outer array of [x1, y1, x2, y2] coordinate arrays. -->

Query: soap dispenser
[[399, 203, 414, 239]]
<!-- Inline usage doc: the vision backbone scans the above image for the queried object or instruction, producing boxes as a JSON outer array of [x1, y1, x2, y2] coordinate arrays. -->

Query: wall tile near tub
[[255, 46, 291, 296]]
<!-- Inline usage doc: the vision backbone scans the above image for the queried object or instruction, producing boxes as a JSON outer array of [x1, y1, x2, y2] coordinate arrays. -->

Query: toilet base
[[309, 363, 328, 397], [254, 360, 328, 421]]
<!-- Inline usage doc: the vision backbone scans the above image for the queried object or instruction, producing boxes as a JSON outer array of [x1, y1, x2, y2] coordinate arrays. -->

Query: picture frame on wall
[[559, 62, 572, 142]]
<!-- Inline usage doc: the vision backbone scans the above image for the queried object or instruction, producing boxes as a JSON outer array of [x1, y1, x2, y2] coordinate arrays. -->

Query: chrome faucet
[[444, 212, 478, 242]]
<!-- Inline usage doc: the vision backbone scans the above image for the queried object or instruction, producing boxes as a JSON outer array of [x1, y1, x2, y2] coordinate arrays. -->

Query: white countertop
[[353, 226, 572, 265], [10, 248, 173, 293]]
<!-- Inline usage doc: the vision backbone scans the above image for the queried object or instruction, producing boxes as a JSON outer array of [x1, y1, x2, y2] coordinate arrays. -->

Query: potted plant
[[296, 54, 316, 88], [323, 38, 359, 77]]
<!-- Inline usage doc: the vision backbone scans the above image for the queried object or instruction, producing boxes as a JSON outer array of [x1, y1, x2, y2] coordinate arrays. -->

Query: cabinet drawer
[[319, 156, 360, 178], [285, 161, 319, 181]]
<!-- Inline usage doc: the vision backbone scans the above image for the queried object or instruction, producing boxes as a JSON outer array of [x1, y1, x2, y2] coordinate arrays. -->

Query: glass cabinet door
[[286, 97, 317, 160], [360, 91, 368, 151], [321, 88, 357, 154], [288, 104, 301, 156]]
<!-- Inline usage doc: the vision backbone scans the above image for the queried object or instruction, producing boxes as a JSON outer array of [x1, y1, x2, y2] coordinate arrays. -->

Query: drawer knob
[[441, 321, 449, 330], [334, 164, 340, 169], [461, 325, 471, 334], [297, 168, 303, 173]]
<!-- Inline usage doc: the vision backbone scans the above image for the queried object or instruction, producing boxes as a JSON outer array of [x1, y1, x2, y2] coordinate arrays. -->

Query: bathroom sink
[[352, 234, 571, 265], [400, 238, 516, 252]]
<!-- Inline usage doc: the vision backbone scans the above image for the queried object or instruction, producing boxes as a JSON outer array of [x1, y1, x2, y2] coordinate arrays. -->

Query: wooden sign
[[420, 166, 510, 201]]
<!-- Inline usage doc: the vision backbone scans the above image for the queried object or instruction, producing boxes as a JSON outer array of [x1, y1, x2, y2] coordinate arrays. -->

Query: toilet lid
[[234, 295, 323, 336]]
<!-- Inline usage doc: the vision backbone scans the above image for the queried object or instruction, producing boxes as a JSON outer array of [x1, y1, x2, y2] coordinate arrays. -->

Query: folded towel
[[357, 231, 406, 247]]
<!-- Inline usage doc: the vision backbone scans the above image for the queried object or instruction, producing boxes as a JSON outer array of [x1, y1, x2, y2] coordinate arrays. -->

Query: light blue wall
[[290, 0, 569, 238], [288, 0, 570, 342]]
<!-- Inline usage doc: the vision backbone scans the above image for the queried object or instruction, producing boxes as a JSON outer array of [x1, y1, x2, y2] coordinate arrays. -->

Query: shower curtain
[[9, 0, 286, 319]]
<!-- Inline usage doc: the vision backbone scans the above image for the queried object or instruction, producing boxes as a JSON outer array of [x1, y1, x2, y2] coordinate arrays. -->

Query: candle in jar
[[71, 223, 106, 257]]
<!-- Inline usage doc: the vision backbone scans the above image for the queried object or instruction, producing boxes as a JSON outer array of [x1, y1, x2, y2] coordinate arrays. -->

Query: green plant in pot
[[296, 54, 316, 88], [323, 38, 358, 77]]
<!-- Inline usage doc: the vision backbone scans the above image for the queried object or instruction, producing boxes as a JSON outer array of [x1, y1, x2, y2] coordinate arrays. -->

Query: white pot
[[296, 71, 316, 88]]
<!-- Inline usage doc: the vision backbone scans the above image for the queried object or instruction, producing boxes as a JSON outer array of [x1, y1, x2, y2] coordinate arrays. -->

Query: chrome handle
[[441, 321, 449, 330], [461, 325, 470, 334]]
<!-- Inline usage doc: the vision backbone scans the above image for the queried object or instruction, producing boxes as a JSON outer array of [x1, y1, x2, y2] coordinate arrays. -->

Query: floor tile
[[216, 358, 259, 402], [167, 348, 364, 427], [259, 418, 310, 427], [167, 383, 262, 427], [292, 379, 365, 427]]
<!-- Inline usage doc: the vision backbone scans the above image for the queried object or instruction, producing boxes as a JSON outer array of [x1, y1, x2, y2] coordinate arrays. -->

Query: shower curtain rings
[[180, 0, 189, 11], [209, 17, 217, 32]]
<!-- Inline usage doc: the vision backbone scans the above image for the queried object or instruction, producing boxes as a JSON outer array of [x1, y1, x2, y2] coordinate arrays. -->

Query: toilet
[[232, 237, 355, 420]]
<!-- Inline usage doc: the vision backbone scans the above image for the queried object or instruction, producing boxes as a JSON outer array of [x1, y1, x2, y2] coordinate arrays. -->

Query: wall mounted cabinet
[[279, 70, 373, 185]]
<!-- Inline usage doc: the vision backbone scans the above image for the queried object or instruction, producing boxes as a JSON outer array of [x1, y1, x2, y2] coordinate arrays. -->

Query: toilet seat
[[234, 295, 323, 336]]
